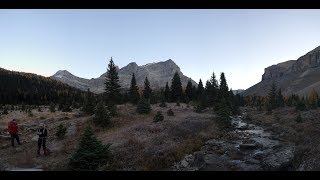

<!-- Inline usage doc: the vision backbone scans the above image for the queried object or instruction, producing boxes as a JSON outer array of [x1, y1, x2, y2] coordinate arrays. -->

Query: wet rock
[[47, 141, 64, 153], [252, 151, 265, 160], [245, 158, 260, 165], [181, 159, 189, 168], [227, 149, 244, 160], [15, 147, 23, 153], [239, 144, 257, 150], [66, 123, 77, 136], [0, 135, 11, 140], [190, 152, 205, 168], [31, 135, 38, 141], [262, 145, 295, 170]]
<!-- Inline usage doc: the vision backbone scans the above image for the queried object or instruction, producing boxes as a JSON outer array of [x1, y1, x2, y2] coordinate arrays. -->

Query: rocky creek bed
[[171, 114, 295, 171]]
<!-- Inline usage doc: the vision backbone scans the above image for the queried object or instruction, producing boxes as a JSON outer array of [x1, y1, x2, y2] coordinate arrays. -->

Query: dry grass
[[0, 103, 220, 171]]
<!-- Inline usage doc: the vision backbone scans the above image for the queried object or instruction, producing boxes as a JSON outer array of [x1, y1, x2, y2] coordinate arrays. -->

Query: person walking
[[8, 119, 22, 147], [37, 123, 48, 156]]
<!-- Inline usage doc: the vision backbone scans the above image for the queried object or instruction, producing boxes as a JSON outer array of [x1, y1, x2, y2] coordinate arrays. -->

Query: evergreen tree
[[170, 72, 183, 102], [62, 101, 72, 112], [207, 71, 219, 107], [267, 82, 277, 111], [82, 89, 95, 115], [276, 89, 285, 107], [159, 90, 167, 107], [196, 79, 206, 109], [142, 77, 152, 100], [308, 87, 318, 109], [167, 109, 174, 116], [94, 101, 112, 127], [296, 98, 306, 111], [69, 126, 111, 171], [153, 111, 164, 122], [3, 107, 8, 115], [296, 113, 303, 123], [49, 102, 56, 113], [104, 57, 121, 107], [27, 108, 33, 117], [137, 98, 151, 114], [219, 72, 229, 99], [216, 97, 232, 128], [197, 79, 204, 101], [56, 124, 67, 140], [164, 82, 170, 102], [185, 79, 193, 102], [129, 73, 140, 104], [121, 91, 129, 104]]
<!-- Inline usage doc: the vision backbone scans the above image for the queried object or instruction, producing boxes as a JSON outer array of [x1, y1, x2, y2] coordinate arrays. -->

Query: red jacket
[[8, 121, 18, 134]]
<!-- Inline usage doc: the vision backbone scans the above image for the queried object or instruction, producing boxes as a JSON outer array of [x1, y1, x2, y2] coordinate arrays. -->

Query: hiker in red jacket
[[8, 119, 22, 147]]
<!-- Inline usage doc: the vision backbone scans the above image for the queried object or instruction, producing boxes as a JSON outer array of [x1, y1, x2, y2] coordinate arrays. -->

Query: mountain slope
[[0, 68, 85, 105], [242, 45, 320, 97], [51, 59, 197, 94]]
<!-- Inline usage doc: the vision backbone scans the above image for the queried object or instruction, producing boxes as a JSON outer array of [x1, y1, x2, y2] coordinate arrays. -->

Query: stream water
[[172, 114, 295, 171]]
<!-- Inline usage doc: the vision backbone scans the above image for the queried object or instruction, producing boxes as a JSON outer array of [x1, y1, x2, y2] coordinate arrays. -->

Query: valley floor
[[1, 104, 319, 171], [0, 103, 220, 171]]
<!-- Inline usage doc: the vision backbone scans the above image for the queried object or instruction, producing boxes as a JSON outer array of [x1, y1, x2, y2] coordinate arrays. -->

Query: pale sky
[[1, 9, 320, 90]]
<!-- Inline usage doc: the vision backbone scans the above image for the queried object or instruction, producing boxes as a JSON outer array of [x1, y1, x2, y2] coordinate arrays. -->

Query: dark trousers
[[38, 138, 47, 154], [11, 133, 21, 146]]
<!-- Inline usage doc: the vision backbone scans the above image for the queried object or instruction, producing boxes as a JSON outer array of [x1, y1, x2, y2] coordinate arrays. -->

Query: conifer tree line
[[242, 81, 320, 111], [0, 68, 87, 106]]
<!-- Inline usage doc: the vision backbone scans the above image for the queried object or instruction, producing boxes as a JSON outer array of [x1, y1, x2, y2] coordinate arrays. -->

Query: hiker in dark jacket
[[8, 119, 22, 147], [37, 123, 48, 155]]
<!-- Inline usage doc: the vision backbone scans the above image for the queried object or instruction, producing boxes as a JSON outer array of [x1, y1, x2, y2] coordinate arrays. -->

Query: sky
[[1, 9, 320, 90]]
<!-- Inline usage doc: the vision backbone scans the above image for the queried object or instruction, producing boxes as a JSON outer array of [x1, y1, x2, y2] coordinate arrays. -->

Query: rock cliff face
[[51, 59, 197, 94], [242, 45, 320, 96]]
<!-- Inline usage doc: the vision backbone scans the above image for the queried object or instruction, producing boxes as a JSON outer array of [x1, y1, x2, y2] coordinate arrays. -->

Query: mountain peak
[[52, 70, 73, 78], [51, 59, 197, 94]]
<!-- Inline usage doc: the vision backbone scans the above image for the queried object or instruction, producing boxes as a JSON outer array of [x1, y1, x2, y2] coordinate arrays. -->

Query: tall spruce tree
[[104, 57, 121, 106], [137, 98, 151, 114], [142, 77, 152, 100], [267, 82, 277, 111], [185, 79, 193, 102], [129, 73, 140, 104], [69, 126, 111, 171], [93, 101, 111, 127], [209, 71, 219, 105], [219, 72, 229, 99], [82, 89, 95, 115], [164, 82, 170, 102], [276, 88, 285, 107], [197, 79, 204, 101], [170, 72, 183, 102]]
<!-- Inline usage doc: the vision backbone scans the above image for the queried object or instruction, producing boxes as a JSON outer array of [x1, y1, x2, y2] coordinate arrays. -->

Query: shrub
[[28, 108, 33, 117], [159, 101, 167, 108], [49, 103, 56, 113], [167, 109, 174, 116], [296, 114, 303, 123], [176, 101, 180, 106], [56, 124, 67, 140], [94, 101, 112, 127], [194, 104, 203, 113], [137, 98, 151, 114], [3, 107, 8, 115], [153, 111, 164, 122], [69, 126, 111, 171]]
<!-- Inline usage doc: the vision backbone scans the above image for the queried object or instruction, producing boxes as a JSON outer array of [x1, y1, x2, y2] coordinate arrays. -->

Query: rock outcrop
[[242, 45, 320, 96], [51, 59, 197, 94]]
